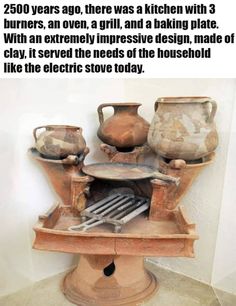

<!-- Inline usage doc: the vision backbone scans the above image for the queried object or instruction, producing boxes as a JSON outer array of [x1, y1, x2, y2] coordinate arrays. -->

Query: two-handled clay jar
[[148, 97, 219, 160], [97, 103, 150, 149], [33, 125, 86, 159]]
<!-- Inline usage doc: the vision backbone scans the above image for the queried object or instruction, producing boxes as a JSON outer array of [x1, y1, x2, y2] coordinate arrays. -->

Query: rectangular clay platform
[[33, 204, 198, 257]]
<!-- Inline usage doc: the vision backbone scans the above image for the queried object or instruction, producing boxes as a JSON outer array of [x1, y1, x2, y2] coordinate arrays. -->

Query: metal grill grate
[[68, 193, 150, 233]]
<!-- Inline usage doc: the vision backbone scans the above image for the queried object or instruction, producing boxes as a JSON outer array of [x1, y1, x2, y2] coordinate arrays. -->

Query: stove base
[[62, 255, 158, 306]]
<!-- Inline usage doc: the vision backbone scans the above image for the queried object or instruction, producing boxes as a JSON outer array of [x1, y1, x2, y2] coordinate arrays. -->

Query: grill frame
[[68, 193, 150, 233]]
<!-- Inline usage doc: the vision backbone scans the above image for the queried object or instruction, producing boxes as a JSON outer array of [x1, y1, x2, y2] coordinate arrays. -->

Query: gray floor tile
[[213, 288, 236, 306], [0, 263, 235, 306]]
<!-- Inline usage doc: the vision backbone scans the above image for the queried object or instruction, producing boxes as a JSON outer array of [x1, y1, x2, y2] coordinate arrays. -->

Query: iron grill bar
[[85, 193, 121, 212], [91, 195, 131, 214], [110, 199, 147, 220], [120, 203, 150, 224], [107, 198, 145, 219], [97, 197, 134, 216], [69, 193, 150, 233]]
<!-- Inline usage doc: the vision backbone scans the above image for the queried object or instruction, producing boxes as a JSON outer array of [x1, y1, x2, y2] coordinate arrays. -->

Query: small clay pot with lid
[[97, 103, 150, 150], [33, 125, 86, 159]]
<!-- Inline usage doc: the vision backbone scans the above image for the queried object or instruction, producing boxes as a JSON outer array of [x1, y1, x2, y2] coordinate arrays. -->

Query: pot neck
[[46, 125, 80, 131], [113, 103, 140, 115]]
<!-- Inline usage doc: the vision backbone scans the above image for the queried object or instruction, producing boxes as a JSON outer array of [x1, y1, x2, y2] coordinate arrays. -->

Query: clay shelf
[[33, 204, 198, 257]]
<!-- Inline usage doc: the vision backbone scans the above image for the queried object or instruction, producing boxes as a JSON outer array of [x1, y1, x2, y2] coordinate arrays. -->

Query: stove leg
[[62, 254, 159, 306], [114, 225, 122, 233]]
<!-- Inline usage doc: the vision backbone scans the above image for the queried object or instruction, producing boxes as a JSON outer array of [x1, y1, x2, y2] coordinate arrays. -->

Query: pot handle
[[154, 100, 159, 112], [97, 103, 116, 124], [152, 171, 180, 186], [33, 126, 48, 142], [204, 100, 217, 123]]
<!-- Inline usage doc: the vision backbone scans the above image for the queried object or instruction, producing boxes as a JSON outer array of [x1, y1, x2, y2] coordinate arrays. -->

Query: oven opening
[[103, 261, 116, 277]]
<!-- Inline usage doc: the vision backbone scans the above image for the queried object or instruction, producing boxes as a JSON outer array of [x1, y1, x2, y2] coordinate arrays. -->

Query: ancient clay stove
[[30, 145, 214, 306]]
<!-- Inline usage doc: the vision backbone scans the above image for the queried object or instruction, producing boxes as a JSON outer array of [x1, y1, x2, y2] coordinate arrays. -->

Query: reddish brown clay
[[29, 147, 90, 206], [33, 204, 197, 257], [149, 179, 170, 220], [100, 143, 151, 163], [97, 103, 150, 149], [31, 134, 215, 306], [100, 143, 153, 198], [63, 255, 158, 306], [71, 175, 94, 212], [159, 153, 215, 210], [33, 125, 86, 158]]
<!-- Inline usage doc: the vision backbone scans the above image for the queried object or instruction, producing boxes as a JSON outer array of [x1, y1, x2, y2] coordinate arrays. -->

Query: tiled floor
[[0, 262, 235, 306]]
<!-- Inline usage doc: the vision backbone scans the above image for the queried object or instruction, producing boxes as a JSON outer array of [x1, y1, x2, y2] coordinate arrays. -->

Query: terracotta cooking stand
[[32, 147, 214, 306], [100, 143, 151, 164]]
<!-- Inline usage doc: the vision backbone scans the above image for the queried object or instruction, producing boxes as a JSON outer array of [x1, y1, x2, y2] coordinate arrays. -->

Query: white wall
[[212, 90, 236, 295], [0, 79, 235, 296]]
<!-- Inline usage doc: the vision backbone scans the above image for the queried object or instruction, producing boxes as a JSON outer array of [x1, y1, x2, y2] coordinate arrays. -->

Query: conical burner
[[29, 147, 90, 206], [159, 152, 215, 209]]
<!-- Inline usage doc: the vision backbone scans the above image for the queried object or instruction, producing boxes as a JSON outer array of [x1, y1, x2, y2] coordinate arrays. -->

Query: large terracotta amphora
[[97, 103, 150, 149], [148, 97, 218, 160], [33, 125, 86, 159]]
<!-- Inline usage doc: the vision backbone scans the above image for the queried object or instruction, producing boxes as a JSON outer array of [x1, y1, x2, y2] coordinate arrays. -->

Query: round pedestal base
[[62, 255, 158, 306]]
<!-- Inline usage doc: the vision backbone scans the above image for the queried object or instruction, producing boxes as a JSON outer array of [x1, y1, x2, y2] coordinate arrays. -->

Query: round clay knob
[[169, 159, 187, 169], [63, 155, 79, 165]]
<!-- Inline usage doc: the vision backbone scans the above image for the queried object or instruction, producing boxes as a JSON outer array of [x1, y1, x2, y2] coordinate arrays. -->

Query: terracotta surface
[[33, 204, 197, 257], [100, 143, 151, 163], [30, 121, 215, 305], [70, 175, 94, 212], [100, 143, 153, 200], [62, 255, 158, 306], [149, 179, 170, 220], [33, 125, 86, 158], [159, 153, 215, 210], [97, 103, 150, 149], [29, 147, 90, 206], [148, 97, 218, 160]]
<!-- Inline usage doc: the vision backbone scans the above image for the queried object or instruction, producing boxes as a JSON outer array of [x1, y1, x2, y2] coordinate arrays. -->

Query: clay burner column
[[29, 147, 91, 206], [149, 179, 171, 220], [63, 254, 158, 306], [71, 175, 94, 212], [159, 153, 215, 209]]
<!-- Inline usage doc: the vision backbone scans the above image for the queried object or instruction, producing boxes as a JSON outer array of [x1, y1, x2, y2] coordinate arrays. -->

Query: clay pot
[[97, 103, 150, 149], [148, 97, 218, 160], [33, 125, 86, 158]]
